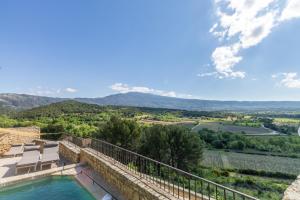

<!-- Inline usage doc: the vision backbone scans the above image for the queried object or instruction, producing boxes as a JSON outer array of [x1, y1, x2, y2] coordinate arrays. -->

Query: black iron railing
[[63, 135, 258, 200]]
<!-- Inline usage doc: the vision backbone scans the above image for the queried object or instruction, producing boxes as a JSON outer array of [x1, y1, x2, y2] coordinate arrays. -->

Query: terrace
[[0, 134, 259, 200]]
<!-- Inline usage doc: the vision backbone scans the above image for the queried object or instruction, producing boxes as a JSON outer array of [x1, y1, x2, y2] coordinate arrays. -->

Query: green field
[[192, 121, 275, 135], [274, 118, 300, 126], [202, 150, 300, 175]]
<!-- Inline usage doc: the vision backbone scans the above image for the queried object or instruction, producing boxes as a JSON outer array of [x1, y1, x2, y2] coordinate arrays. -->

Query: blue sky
[[0, 0, 300, 100]]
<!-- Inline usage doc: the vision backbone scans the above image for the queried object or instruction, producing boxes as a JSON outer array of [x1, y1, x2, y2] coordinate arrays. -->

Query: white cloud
[[211, 44, 245, 78], [110, 83, 194, 99], [272, 72, 300, 88], [210, 0, 300, 79], [271, 73, 280, 79], [27, 86, 78, 96], [280, 0, 300, 21], [280, 73, 300, 88], [28, 87, 61, 96], [197, 72, 218, 77], [65, 88, 78, 93]]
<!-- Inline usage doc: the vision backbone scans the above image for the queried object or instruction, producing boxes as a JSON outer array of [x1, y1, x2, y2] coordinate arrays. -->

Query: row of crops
[[202, 150, 300, 175]]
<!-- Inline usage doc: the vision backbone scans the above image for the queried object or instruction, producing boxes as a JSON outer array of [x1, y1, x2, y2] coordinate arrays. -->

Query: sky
[[0, 0, 300, 101]]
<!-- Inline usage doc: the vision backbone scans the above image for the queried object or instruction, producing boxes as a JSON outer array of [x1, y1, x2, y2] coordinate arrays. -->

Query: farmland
[[202, 150, 300, 175], [192, 121, 275, 135], [274, 117, 300, 126]]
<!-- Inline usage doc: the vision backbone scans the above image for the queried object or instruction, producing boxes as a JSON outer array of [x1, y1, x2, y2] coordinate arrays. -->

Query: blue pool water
[[0, 176, 96, 200]]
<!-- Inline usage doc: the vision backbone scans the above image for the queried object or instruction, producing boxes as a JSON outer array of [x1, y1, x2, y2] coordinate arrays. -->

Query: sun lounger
[[40, 147, 60, 170], [3, 145, 24, 157], [44, 146, 58, 153], [44, 141, 58, 148], [24, 145, 40, 152], [15, 150, 40, 174], [24, 143, 35, 146]]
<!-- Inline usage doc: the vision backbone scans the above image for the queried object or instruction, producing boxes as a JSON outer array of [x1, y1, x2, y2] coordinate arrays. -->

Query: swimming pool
[[0, 176, 96, 200]]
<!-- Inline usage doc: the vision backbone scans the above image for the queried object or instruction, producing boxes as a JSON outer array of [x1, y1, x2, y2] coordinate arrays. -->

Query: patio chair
[[15, 150, 40, 174]]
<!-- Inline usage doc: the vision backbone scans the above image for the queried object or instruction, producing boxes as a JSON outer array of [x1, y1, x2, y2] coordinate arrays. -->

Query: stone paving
[[0, 157, 21, 178], [283, 175, 300, 200]]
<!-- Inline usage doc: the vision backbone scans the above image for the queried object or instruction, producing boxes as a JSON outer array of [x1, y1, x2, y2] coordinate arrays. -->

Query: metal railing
[[64, 135, 258, 200]]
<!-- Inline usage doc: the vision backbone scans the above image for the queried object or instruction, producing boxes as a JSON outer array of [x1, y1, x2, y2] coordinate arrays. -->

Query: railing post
[[189, 178, 191, 200]]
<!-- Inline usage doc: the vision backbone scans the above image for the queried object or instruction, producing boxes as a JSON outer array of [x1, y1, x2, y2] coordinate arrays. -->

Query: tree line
[[96, 116, 203, 171]]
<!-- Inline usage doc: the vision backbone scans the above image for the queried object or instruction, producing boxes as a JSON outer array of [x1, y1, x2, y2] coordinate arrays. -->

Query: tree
[[166, 126, 203, 171], [98, 115, 141, 150], [139, 125, 169, 163], [229, 140, 246, 150], [139, 125, 203, 171]]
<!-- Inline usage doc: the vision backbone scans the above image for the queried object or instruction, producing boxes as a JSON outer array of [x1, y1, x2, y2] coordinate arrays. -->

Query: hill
[[78, 92, 300, 111], [2, 92, 300, 112], [0, 93, 65, 110], [16, 100, 107, 118]]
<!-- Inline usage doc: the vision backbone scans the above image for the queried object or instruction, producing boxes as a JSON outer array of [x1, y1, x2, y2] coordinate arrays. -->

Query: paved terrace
[[0, 143, 125, 200]]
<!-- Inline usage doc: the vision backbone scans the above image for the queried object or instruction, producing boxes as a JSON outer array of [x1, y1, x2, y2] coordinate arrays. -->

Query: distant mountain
[[1, 92, 300, 112], [77, 92, 300, 111], [0, 93, 65, 110]]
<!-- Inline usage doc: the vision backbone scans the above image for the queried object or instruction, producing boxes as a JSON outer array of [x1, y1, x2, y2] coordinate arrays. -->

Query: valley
[[1, 97, 300, 199]]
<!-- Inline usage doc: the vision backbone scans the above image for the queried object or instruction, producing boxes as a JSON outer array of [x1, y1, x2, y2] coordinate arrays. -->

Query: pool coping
[[0, 163, 81, 188]]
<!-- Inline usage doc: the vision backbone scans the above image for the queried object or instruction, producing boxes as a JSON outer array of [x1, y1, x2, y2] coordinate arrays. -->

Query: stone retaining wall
[[59, 142, 80, 163], [0, 133, 40, 156]]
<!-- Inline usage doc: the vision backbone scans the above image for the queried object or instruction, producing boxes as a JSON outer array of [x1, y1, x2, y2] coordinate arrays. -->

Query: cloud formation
[[273, 72, 300, 88], [210, 0, 300, 79], [280, 0, 300, 21], [110, 83, 194, 99], [65, 88, 78, 93], [28, 86, 78, 96], [281, 73, 300, 88]]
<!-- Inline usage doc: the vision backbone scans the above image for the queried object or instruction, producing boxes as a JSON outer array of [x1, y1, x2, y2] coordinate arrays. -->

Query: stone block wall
[[59, 142, 80, 163], [80, 149, 168, 200], [0, 128, 40, 156]]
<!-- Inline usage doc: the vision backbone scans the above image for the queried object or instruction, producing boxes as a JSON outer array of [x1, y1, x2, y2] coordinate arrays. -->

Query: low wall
[[59, 142, 80, 163], [80, 149, 176, 200]]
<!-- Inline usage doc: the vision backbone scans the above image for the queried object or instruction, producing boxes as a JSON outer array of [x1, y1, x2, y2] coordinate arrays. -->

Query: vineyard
[[192, 121, 273, 135], [202, 150, 300, 175]]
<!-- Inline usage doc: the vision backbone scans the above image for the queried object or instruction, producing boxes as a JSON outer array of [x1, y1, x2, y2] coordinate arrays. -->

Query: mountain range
[[1, 92, 300, 112]]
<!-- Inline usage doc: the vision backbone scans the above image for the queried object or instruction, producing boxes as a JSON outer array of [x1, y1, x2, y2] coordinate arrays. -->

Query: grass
[[202, 150, 300, 175], [274, 118, 300, 125], [197, 167, 292, 200]]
